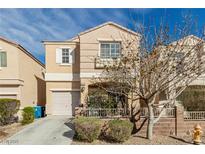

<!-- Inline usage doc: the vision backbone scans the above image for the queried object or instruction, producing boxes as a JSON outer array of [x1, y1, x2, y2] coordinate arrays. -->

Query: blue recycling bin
[[34, 106, 42, 119]]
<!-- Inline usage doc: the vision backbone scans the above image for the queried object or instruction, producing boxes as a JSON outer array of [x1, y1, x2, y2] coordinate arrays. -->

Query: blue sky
[[0, 8, 205, 64]]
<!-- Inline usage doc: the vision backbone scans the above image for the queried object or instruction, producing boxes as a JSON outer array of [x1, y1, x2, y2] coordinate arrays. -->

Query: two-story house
[[43, 22, 140, 115], [0, 36, 46, 108]]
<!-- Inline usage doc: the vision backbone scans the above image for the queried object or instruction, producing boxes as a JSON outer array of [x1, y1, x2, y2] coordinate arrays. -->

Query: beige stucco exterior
[[44, 41, 81, 114], [46, 82, 80, 114], [45, 43, 80, 73], [44, 22, 140, 115], [78, 23, 140, 104], [0, 37, 46, 108]]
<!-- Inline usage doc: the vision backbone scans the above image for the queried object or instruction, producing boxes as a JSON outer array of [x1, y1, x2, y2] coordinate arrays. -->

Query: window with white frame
[[62, 48, 70, 64], [100, 42, 121, 59], [56, 47, 74, 65], [0, 51, 7, 67]]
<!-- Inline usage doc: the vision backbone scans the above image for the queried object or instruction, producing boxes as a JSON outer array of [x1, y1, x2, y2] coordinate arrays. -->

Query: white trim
[[45, 73, 80, 81], [59, 46, 72, 49], [98, 42, 101, 57], [0, 78, 24, 82], [56, 48, 62, 64], [60, 47, 74, 65], [45, 73, 103, 80], [97, 38, 122, 42], [0, 50, 1, 69], [80, 72, 101, 78], [0, 92, 18, 95], [70, 48, 75, 64], [60, 63, 72, 66], [98, 41, 121, 59], [56, 47, 73, 65], [50, 88, 80, 92], [43, 42, 77, 45]]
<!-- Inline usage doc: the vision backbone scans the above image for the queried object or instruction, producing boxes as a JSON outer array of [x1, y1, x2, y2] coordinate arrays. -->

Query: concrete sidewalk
[[1, 116, 74, 145]]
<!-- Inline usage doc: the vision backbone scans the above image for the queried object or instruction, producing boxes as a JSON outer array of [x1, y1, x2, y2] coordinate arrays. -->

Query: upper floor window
[[100, 42, 121, 59], [62, 48, 70, 64], [0, 51, 7, 67], [56, 47, 74, 65]]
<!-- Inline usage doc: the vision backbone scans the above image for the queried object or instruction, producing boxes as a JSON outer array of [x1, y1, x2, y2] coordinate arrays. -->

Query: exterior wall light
[[80, 84, 85, 92]]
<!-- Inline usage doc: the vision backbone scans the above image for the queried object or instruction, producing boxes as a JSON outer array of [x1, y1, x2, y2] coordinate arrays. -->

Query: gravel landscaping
[[72, 134, 205, 145]]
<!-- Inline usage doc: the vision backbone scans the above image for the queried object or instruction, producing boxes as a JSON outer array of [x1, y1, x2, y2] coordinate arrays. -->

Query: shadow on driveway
[[63, 119, 75, 139]]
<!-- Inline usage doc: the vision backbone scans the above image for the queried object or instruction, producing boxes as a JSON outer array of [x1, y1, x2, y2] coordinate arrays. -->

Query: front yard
[[0, 122, 25, 142], [72, 134, 205, 145]]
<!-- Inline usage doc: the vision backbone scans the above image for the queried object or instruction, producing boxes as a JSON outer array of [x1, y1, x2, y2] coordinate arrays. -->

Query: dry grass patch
[[0, 123, 25, 141], [72, 134, 205, 145]]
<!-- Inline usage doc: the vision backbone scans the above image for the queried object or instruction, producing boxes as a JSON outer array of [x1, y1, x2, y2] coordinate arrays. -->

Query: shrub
[[177, 85, 205, 111], [21, 107, 34, 125], [0, 99, 20, 126], [87, 90, 118, 108], [105, 119, 133, 143], [74, 117, 102, 142]]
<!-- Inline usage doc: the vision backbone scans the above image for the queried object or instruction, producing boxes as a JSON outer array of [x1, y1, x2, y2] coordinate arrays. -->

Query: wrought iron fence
[[140, 107, 175, 118], [80, 107, 176, 118], [184, 111, 205, 120], [81, 108, 129, 118]]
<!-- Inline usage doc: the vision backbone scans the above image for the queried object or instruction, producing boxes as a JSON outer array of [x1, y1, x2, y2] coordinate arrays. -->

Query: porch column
[[80, 82, 89, 106], [175, 104, 184, 136]]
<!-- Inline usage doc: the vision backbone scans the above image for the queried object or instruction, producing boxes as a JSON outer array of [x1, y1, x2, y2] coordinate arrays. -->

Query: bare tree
[[94, 16, 205, 140]]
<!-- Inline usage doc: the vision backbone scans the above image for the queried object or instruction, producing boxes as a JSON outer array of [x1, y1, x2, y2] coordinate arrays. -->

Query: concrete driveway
[[3, 116, 74, 145]]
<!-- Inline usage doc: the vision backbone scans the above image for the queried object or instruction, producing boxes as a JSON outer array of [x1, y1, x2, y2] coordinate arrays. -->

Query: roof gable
[[0, 36, 45, 68], [69, 21, 140, 41], [171, 35, 204, 46]]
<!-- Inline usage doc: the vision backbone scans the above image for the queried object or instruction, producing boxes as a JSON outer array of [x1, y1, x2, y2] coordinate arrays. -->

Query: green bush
[[74, 117, 102, 142], [0, 99, 20, 126], [87, 90, 118, 108], [21, 107, 34, 125], [177, 85, 205, 111], [105, 119, 133, 143]]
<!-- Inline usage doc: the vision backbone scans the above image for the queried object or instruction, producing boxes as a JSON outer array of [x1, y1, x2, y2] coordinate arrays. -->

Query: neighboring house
[[0, 36, 46, 108], [43, 22, 140, 115], [156, 35, 205, 105]]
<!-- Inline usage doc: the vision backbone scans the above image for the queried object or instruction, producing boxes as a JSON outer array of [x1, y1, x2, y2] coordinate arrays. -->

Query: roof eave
[[0, 36, 45, 68]]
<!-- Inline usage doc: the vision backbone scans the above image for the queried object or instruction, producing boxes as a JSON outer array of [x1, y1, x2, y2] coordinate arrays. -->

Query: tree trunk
[[147, 104, 154, 140], [130, 99, 141, 134]]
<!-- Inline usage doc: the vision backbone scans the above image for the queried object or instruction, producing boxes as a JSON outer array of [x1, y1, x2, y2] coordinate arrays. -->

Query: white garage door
[[0, 95, 17, 99], [52, 91, 80, 115]]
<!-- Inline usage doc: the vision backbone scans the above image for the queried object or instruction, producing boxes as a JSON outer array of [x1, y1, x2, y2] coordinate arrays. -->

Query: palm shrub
[[105, 119, 133, 142], [74, 117, 102, 142], [0, 99, 20, 126], [21, 107, 34, 125]]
